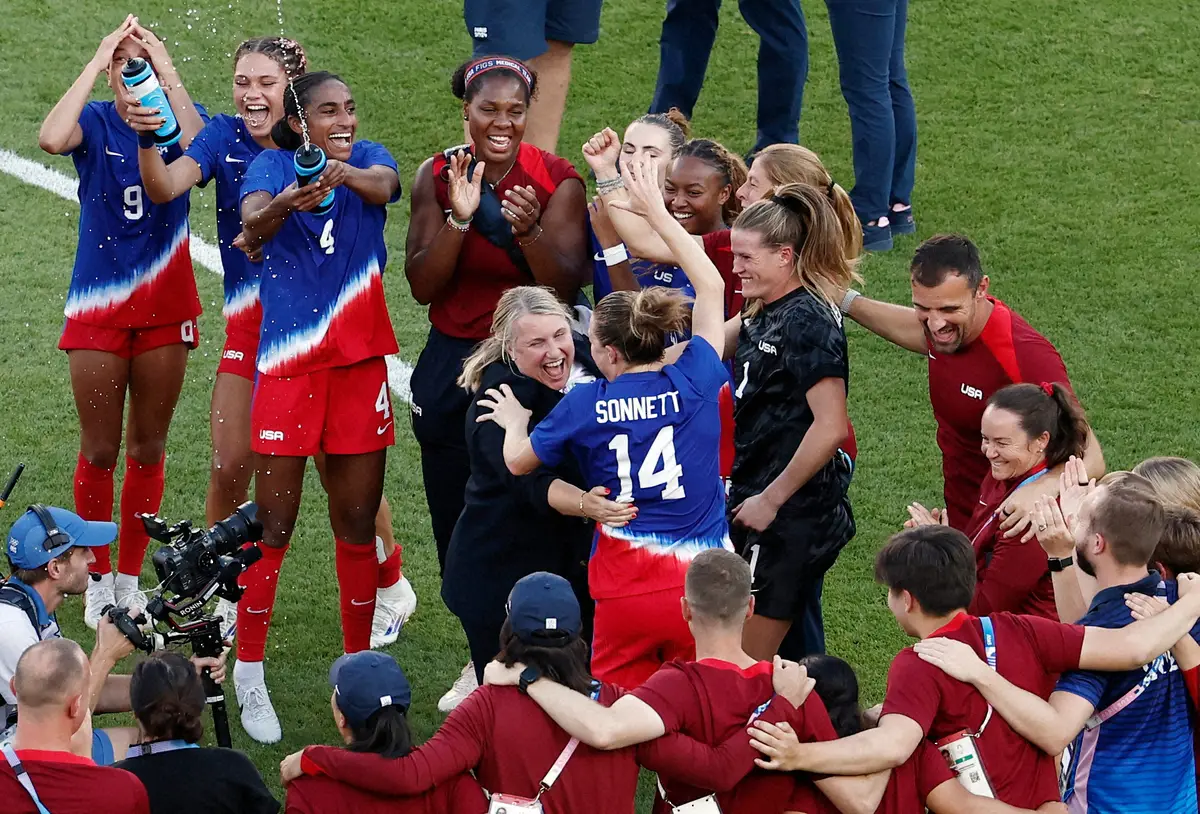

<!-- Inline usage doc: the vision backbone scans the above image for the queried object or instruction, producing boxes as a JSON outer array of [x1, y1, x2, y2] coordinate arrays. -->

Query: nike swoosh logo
[[245, 607, 270, 615], [376, 422, 393, 435], [350, 598, 374, 606], [593, 251, 605, 262], [225, 155, 245, 163], [105, 146, 124, 158]]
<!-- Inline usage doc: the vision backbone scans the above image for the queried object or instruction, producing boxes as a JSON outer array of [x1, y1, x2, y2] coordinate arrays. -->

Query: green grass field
[[1, 0, 1198, 807]]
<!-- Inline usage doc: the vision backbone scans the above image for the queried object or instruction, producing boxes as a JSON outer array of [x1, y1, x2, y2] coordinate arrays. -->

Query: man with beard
[[912, 474, 1200, 814], [837, 234, 1104, 531]]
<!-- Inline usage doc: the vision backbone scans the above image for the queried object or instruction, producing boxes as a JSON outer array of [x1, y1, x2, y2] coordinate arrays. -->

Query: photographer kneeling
[[1, 505, 226, 764], [116, 652, 278, 813]]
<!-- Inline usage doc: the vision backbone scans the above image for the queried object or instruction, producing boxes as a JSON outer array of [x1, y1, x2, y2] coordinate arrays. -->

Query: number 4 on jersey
[[608, 426, 686, 502], [319, 218, 335, 255]]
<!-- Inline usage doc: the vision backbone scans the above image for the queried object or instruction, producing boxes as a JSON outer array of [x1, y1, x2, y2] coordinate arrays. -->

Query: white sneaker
[[370, 576, 417, 649], [235, 672, 282, 744], [85, 573, 115, 630], [214, 598, 238, 642], [438, 661, 478, 713], [114, 574, 145, 610]]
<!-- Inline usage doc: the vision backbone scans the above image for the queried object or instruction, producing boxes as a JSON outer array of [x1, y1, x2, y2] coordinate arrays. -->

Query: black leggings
[[410, 327, 477, 574]]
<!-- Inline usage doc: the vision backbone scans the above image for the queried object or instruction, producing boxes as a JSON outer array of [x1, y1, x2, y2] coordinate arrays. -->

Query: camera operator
[[115, 651, 278, 814], [2, 505, 227, 764]]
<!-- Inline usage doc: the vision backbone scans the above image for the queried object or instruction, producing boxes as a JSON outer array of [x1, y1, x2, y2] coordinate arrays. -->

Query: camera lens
[[209, 502, 264, 553]]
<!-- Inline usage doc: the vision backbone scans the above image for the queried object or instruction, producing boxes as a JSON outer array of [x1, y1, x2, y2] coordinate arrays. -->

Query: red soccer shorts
[[217, 328, 259, 380], [59, 317, 199, 358], [591, 586, 695, 690], [251, 356, 395, 457]]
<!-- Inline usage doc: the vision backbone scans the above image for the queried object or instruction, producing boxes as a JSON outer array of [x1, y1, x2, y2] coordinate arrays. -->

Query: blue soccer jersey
[[240, 140, 401, 376], [184, 114, 264, 336], [1056, 574, 1199, 814], [531, 336, 731, 599], [66, 100, 208, 328], [590, 227, 690, 303]]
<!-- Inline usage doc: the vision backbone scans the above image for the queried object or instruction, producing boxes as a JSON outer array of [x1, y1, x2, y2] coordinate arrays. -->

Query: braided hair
[[675, 139, 748, 224]]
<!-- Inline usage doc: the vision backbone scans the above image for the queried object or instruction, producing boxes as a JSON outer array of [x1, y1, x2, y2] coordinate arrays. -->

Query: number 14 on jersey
[[608, 426, 686, 503]]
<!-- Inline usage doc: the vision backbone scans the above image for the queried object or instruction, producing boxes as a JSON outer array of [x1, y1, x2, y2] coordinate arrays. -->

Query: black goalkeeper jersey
[[730, 286, 851, 514]]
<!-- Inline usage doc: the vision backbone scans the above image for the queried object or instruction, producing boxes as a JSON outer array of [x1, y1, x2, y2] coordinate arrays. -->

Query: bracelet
[[578, 492, 589, 520], [446, 214, 472, 232], [602, 243, 629, 267], [516, 226, 542, 247], [839, 288, 861, 315], [596, 176, 625, 195]]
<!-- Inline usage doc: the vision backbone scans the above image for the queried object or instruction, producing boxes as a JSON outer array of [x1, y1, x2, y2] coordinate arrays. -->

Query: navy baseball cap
[[507, 572, 581, 646], [6, 506, 116, 570], [329, 651, 411, 727]]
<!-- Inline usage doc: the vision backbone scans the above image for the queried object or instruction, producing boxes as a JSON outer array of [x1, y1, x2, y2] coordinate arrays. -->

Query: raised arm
[[131, 22, 205, 149], [405, 155, 474, 305], [39, 16, 135, 155], [589, 196, 640, 293], [138, 146, 202, 203], [610, 160, 725, 353], [843, 293, 927, 355], [583, 128, 702, 265]]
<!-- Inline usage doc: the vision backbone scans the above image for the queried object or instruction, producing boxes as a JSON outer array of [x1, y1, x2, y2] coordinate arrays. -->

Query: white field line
[[0, 146, 414, 403]]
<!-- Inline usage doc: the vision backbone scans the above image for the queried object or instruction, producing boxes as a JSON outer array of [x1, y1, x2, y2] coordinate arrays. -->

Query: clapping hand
[[1057, 456, 1095, 528], [502, 185, 541, 237], [447, 150, 484, 222], [904, 502, 948, 528], [1031, 495, 1074, 558]]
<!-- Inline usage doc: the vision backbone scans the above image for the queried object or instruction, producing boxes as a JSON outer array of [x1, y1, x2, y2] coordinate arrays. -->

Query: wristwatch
[[518, 665, 543, 695], [1047, 555, 1074, 572], [839, 288, 861, 315]]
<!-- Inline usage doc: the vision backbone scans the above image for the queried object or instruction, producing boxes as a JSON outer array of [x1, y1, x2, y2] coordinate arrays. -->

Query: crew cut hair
[[685, 548, 752, 624]]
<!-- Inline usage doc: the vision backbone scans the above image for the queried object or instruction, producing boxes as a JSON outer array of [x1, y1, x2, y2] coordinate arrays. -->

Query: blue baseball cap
[[6, 506, 116, 570], [329, 651, 411, 727], [507, 572, 581, 646]]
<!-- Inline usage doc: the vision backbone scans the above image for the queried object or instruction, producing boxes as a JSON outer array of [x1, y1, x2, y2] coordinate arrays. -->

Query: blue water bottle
[[293, 144, 336, 216], [120, 58, 181, 147]]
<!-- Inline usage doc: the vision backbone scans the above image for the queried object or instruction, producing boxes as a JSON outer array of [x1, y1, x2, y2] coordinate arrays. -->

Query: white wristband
[[602, 244, 630, 267], [839, 288, 861, 315]]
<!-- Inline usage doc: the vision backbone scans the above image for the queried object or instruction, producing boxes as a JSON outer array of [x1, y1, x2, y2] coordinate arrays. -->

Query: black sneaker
[[889, 206, 915, 235], [863, 222, 893, 252]]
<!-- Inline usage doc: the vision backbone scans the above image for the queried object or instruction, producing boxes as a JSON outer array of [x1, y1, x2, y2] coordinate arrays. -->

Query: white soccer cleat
[[438, 661, 478, 713], [370, 575, 417, 649], [214, 597, 238, 642], [85, 572, 116, 630], [235, 673, 282, 744]]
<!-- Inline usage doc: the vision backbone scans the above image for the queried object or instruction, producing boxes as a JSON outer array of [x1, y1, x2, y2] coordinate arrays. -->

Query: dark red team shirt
[[965, 467, 1058, 619], [791, 739, 956, 814], [430, 143, 583, 341], [880, 612, 1084, 810], [701, 229, 745, 318], [286, 771, 486, 814], [928, 298, 1072, 529], [631, 658, 840, 814], [0, 749, 151, 814], [300, 682, 778, 814]]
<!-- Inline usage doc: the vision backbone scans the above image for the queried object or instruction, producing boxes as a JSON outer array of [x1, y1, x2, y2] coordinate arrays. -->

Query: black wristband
[[1047, 555, 1074, 572], [138, 132, 156, 150]]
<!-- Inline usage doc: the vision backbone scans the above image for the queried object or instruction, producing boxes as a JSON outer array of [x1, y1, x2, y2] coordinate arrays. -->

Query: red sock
[[377, 546, 402, 590], [74, 453, 115, 575], [336, 538, 378, 653], [236, 544, 289, 662], [117, 455, 165, 577]]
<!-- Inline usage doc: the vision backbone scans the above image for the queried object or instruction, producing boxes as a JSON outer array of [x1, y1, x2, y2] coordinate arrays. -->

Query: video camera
[[103, 502, 264, 747]]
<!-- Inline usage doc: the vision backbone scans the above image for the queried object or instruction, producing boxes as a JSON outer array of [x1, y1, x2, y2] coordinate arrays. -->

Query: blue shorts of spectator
[[465, 0, 603, 60]]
